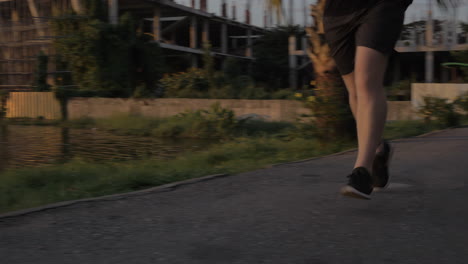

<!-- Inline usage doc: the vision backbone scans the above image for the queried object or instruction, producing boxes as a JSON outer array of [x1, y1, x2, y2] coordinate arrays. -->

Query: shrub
[[51, 2, 164, 98], [175, 102, 237, 138], [419, 96, 461, 127], [0, 90, 9, 119], [271, 88, 295, 99], [160, 68, 211, 98], [454, 92, 468, 115], [33, 51, 50, 92], [386, 79, 411, 101]]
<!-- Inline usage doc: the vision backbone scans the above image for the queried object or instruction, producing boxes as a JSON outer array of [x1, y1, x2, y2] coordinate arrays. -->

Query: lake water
[[0, 125, 216, 171]]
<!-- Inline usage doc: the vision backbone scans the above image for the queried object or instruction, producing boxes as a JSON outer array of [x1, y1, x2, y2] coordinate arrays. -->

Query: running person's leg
[[338, 47, 389, 200], [342, 71, 385, 155], [324, 0, 412, 199], [342, 72, 357, 118], [353, 46, 388, 172]]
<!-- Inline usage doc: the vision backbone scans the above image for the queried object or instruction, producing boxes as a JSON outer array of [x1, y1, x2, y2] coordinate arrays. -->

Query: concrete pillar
[[245, 0, 251, 24], [153, 6, 161, 41], [289, 35, 297, 89], [246, 28, 252, 57], [221, 23, 228, 54], [202, 19, 209, 44], [289, 0, 294, 25], [303, 0, 308, 26], [425, 5, 433, 48], [191, 55, 198, 68], [221, 0, 227, 17], [425, 2, 434, 83], [190, 16, 198, 49], [11, 9, 19, 41], [9, 8, 19, 86], [410, 24, 417, 47], [108, 0, 119, 25], [425, 51, 434, 83], [301, 36, 307, 54], [232, 38, 238, 49], [200, 0, 207, 11], [27, 0, 45, 37], [441, 65, 449, 83], [232, 4, 237, 20]]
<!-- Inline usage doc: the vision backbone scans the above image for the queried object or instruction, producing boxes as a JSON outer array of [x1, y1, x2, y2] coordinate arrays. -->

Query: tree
[[51, 0, 164, 98], [267, 0, 354, 140], [253, 26, 296, 91], [33, 51, 50, 91]]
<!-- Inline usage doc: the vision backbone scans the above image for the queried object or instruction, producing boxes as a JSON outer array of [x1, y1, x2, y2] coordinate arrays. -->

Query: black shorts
[[323, 0, 413, 75]]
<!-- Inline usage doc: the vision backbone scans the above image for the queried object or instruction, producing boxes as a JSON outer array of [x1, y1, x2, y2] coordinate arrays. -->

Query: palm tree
[[311, 0, 356, 140], [267, 0, 352, 139], [304, 0, 354, 140]]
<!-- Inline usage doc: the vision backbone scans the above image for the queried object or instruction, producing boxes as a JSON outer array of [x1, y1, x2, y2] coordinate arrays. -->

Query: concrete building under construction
[[0, 0, 268, 91]]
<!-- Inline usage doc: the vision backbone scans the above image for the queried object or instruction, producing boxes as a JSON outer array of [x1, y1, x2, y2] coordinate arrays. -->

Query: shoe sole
[[340, 185, 371, 200], [373, 142, 394, 191]]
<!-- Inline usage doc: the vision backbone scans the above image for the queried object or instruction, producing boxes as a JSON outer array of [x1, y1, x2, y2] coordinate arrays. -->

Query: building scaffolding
[[0, 0, 268, 91]]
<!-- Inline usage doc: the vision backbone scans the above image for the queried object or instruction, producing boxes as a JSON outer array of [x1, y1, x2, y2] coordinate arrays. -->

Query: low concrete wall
[[68, 98, 311, 122], [68, 98, 415, 122], [412, 83, 468, 109]]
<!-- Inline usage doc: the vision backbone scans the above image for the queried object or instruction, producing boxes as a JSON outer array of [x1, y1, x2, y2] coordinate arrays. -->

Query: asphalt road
[[1, 127, 467, 264]]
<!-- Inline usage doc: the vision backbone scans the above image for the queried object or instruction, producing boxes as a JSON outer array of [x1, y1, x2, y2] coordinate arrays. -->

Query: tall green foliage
[[50, 0, 163, 98], [0, 90, 9, 119], [252, 27, 293, 91], [450, 49, 468, 82], [202, 43, 215, 88], [33, 51, 49, 91]]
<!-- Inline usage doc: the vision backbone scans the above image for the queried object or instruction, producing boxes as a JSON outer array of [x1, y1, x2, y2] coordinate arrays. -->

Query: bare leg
[[353, 46, 389, 171], [342, 72, 357, 118], [342, 70, 384, 154]]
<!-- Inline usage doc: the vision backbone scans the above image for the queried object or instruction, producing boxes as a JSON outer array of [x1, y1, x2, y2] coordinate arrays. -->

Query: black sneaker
[[340, 167, 373, 200], [372, 140, 393, 190]]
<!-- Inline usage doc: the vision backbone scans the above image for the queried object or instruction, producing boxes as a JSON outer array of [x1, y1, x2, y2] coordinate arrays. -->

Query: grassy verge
[[60, 115, 295, 138], [0, 136, 351, 214], [0, 119, 466, 214]]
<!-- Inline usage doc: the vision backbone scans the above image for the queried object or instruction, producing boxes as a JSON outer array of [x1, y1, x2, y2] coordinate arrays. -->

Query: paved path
[[1, 128, 468, 264]]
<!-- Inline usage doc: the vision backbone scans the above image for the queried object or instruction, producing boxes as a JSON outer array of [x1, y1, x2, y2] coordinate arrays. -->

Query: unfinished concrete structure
[[0, 0, 268, 91], [123, 0, 267, 68]]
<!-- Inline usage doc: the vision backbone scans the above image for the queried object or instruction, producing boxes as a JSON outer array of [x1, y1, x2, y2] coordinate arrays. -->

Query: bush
[[0, 90, 9, 118], [33, 51, 50, 92], [386, 79, 411, 101], [160, 68, 211, 98], [174, 102, 237, 138], [419, 96, 461, 127], [271, 88, 296, 99], [238, 85, 269, 99], [51, 2, 164, 98], [454, 92, 468, 115]]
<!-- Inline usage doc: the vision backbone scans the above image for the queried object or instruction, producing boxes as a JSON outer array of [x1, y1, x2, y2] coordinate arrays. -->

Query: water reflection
[[0, 125, 216, 171]]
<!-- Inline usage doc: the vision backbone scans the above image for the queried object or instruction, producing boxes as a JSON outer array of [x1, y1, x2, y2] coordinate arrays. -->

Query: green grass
[[60, 114, 295, 138], [0, 118, 466, 214], [0, 134, 351, 214]]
